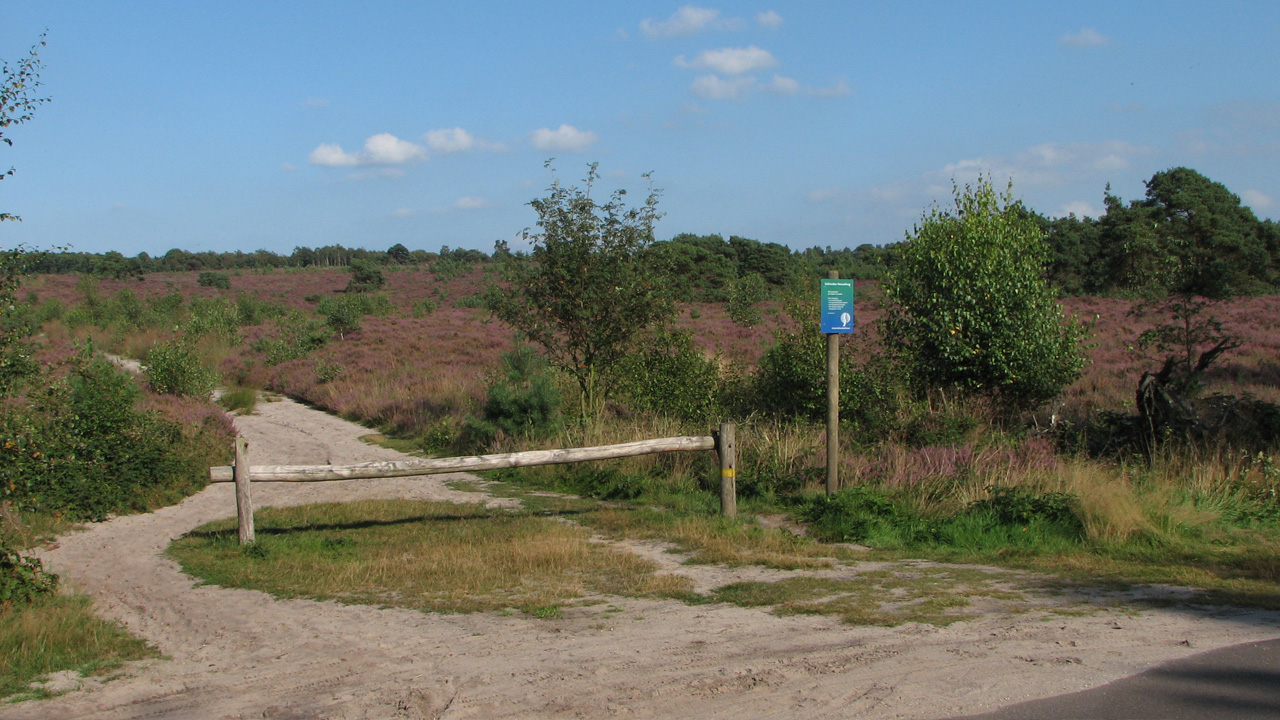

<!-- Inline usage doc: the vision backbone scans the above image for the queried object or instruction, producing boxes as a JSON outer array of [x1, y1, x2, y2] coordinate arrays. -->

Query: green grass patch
[[168, 500, 693, 615], [217, 386, 259, 415], [712, 565, 1030, 626], [0, 594, 156, 701]]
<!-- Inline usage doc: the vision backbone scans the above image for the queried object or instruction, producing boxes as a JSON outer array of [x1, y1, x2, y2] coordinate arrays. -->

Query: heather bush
[[144, 337, 218, 397]]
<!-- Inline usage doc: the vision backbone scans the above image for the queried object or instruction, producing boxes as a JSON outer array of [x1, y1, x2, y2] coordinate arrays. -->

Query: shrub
[[459, 344, 562, 451], [346, 259, 385, 293], [0, 548, 57, 605], [615, 330, 722, 424], [144, 338, 218, 397], [726, 272, 768, 328], [252, 311, 329, 365], [884, 177, 1086, 413], [317, 292, 393, 338], [197, 271, 231, 289]]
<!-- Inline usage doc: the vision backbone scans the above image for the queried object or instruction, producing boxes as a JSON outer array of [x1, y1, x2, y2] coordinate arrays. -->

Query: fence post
[[716, 422, 737, 518], [234, 436, 255, 545]]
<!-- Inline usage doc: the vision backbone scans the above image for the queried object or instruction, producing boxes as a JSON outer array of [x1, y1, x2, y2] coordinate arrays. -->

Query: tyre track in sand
[[6, 395, 1280, 719]]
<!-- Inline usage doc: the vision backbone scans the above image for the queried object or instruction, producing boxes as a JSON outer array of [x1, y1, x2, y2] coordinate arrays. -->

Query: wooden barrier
[[212, 426, 738, 544]]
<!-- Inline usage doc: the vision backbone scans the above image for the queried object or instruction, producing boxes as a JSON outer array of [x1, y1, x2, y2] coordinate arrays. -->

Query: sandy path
[[6, 395, 1280, 720]]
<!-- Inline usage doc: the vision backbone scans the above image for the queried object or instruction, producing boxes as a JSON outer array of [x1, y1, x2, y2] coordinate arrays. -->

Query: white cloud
[[690, 74, 756, 100], [756, 10, 783, 29], [1241, 189, 1275, 211], [303, 97, 330, 108], [363, 133, 428, 164], [641, 6, 744, 38], [393, 208, 415, 218], [424, 127, 504, 153], [309, 143, 362, 167], [308, 133, 427, 167], [453, 196, 493, 210], [1058, 201, 1098, 218], [938, 141, 1153, 187], [280, 162, 298, 172], [1061, 28, 1109, 47], [531, 124, 599, 152], [676, 46, 777, 74], [766, 74, 801, 96]]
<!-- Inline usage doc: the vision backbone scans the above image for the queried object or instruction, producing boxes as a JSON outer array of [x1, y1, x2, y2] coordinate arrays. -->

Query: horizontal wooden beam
[[210, 435, 715, 483]]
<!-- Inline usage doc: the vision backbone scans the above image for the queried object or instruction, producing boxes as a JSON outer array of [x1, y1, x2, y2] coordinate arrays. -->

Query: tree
[[489, 163, 673, 408], [345, 259, 384, 292], [1, 33, 46, 223], [386, 243, 410, 264], [884, 177, 1086, 413]]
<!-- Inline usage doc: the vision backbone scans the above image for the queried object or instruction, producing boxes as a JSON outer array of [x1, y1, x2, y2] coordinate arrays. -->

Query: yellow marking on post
[[721, 468, 736, 478]]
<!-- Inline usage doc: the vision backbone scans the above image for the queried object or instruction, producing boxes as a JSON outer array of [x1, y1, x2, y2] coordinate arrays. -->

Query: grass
[[168, 499, 696, 616], [0, 594, 157, 702]]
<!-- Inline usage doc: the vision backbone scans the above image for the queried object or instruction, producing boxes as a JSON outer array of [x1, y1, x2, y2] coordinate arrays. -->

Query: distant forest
[[25, 167, 1280, 300]]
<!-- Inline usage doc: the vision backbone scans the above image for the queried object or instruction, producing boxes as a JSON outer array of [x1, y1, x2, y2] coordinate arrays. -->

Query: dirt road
[[7, 395, 1279, 719]]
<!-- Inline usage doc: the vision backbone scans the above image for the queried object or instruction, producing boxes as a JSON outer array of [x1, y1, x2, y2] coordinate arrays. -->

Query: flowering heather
[[23, 266, 1280, 441]]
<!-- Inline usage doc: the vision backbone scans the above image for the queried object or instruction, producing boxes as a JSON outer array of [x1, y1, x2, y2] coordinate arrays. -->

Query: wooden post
[[234, 436, 255, 545], [826, 270, 840, 496], [716, 422, 737, 518]]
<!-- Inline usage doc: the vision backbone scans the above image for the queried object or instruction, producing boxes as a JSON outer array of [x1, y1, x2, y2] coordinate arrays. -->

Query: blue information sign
[[820, 279, 855, 334]]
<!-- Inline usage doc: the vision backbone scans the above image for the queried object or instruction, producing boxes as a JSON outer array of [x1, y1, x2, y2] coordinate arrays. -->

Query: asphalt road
[[950, 637, 1280, 720]]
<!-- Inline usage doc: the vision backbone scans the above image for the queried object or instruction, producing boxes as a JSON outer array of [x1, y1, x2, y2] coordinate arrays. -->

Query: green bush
[[615, 329, 722, 423], [346, 260, 385, 293], [144, 338, 218, 397], [751, 303, 903, 437], [459, 344, 562, 451], [252, 311, 329, 365], [197, 271, 231, 290], [0, 547, 58, 605], [317, 292, 394, 338], [1, 356, 211, 522], [884, 178, 1085, 413], [185, 296, 241, 343]]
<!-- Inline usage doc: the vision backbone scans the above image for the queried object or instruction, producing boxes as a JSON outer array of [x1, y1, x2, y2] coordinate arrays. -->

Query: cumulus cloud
[[756, 10, 783, 29], [308, 133, 427, 167], [1061, 28, 1109, 47], [690, 74, 756, 100], [641, 6, 744, 38], [676, 46, 777, 74], [425, 127, 504, 153], [531, 124, 599, 152], [1241, 189, 1275, 212]]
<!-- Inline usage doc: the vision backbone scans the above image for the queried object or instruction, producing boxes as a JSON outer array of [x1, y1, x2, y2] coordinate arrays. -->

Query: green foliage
[[1133, 295, 1240, 395], [185, 296, 242, 343], [726, 272, 768, 327], [1, 355, 211, 522], [796, 485, 1086, 551], [345, 259, 385, 293], [316, 292, 393, 338], [0, 248, 37, 392], [196, 271, 231, 289], [1, 548, 57, 605], [460, 344, 562, 450], [489, 163, 674, 407], [884, 177, 1085, 413], [144, 338, 218, 397], [0, 33, 47, 224], [750, 299, 903, 436], [614, 329, 722, 423], [252, 311, 329, 365]]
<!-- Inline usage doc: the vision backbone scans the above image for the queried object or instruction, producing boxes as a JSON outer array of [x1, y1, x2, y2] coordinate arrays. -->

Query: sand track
[[6, 395, 1280, 719]]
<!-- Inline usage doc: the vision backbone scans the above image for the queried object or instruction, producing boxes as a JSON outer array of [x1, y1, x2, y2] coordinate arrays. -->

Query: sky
[[2, 1, 1278, 257]]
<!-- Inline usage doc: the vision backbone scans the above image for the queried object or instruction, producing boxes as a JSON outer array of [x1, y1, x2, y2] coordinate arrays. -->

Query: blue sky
[[2, 2, 1277, 257]]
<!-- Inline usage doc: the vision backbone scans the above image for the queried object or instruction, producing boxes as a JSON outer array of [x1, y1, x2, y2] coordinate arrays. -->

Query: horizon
[[2, 2, 1277, 258]]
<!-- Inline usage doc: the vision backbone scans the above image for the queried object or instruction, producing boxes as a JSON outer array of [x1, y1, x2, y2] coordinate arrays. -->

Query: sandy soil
[[6, 394, 1280, 720]]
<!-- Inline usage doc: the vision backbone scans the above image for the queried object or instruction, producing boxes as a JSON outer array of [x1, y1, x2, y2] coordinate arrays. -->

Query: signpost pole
[[825, 270, 839, 496]]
